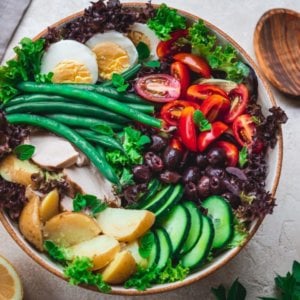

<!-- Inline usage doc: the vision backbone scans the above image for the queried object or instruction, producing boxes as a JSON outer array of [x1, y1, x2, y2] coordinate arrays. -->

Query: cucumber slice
[[202, 196, 234, 249], [181, 215, 214, 269], [136, 179, 160, 208], [154, 228, 172, 270], [147, 231, 159, 268], [161, 204, 190, 256], [142, 185, 174, 211], [154, 184, 184, 217], [180, 202, 203, 255]]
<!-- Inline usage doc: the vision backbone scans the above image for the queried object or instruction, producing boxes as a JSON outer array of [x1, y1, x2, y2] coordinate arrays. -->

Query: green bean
[[18, 82, 161, 128], [75, 129, 123, 152], [46, 114, 123, 131], [101, 64, 142, 87], [6, 114, 119, 185], [126, 103, 155, 114], [5, 101, 129, 124]]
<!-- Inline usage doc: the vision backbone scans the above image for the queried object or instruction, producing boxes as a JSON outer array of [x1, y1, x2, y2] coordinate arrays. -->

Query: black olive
[[159, 170, 181, 184], [132, 165, 152, 183], [163, 146, 182, 170], [196, 153, 208, 169], [207, 147, 227, 167], [197, 176, 211, 198], [210, 176, 224, 194], [184, 182, 198, 200], [205, 166, 226, 178], [144, 152, 164, 172], [182, 167, 200, 184], [149, 134, 168, 152], [222, 192, 241, 209]]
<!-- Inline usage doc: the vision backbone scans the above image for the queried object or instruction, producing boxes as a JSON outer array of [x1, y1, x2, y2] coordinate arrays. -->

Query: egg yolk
[[52, 60, 93, 83], [92, 42, 130, 80], [127, 30, 151, 49]]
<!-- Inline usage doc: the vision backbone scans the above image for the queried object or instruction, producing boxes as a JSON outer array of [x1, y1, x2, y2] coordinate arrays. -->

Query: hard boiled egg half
[[85, 31, 138, 80], [127, 23, 160, 59], [41, 40, 98, 84]]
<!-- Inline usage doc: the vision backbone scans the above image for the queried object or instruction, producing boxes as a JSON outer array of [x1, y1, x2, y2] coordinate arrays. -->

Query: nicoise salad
[[0, 0, 287, 292]]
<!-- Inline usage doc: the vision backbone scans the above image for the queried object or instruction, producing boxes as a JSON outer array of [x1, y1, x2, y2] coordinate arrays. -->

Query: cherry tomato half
[[135, 74, 181, 102], [173, 53, 211, 78], [157, 30, 188, 58], [171, 61, 190, 98], [179, 106, 198, 152], [187, 84, 228, 102], [200, 94, 231, 122], [232, 114, 256, 146], [216, 141, 239, 167], [198, 121, 228, 152], [225, 84, 249, 123], [160, 100, 201, 126]]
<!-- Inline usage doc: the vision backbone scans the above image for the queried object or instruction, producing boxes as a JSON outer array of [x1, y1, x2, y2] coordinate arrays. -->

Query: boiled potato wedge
[[66, 235, 120, 270], [102, 250, 136, 284], [19, 189, 43, 251], [96, 208, 155, 242], [43, 212, 101, 247], [0, 154, 41, 186], [40, 189, 59, 222], [124, 241, 148, 268]]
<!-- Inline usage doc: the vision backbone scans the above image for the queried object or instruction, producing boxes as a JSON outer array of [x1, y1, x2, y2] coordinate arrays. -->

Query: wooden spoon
[[254, 9, 300, 97]]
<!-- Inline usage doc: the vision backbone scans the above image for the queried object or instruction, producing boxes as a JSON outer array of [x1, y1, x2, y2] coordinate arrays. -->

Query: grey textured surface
[[1, 0, 300, 299]]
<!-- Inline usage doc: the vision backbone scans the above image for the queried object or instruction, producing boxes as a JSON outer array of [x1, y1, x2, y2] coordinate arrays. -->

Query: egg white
[[41, 40, 98, 84], [127, 23, 160, 59]]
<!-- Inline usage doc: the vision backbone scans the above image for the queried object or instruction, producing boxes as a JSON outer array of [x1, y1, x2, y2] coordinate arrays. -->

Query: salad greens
[[44, 240, 68, 263], [106, 126, 150, 186], [0, 37, 51, 103], [239, 146, 248, 168], [136, 42, 151, 61], [13, 144, 35, 161], [225, 218, 248, 249], [147, 3, 187, 41], [64, 257, 111, 293], [189, 20, 249, 82], [124, 260, 189, 291], [72, 193, 107, 216]]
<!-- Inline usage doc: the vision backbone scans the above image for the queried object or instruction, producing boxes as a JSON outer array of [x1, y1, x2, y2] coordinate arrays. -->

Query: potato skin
[[43, 212, 101, 247], [19, 189, 43, 251], [39, 189, 59, 222], [102, 250, 137, 284]]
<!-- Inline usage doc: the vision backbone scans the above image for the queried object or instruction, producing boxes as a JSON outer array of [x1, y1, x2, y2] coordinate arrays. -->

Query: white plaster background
[[1, 1, 300, 299]]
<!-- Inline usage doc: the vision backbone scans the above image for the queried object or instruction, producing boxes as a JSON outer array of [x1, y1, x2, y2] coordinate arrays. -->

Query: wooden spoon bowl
[[254, 9, 300, 97]]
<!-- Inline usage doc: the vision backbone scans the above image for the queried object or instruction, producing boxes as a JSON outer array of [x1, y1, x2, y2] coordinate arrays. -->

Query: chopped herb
[[13, 144, 35, 161], [34, 72, 53, 83], [239, 146, 248, 167], [143, 60, 161, 68], [0, 37, 49, 103], [138, 231, 155, 259], [73, 193, 107, 216], [193, 110, 212, 131], [111, 73, 129, 93], [44, 241, 67, 263], [137, 42, 150, 60], [64, 257, 111, 293], [189, 20, 249, 82], [147, 4, 186, 41], [212, 278, 246, 300], [119, 168, 134, 186], [91, 124, 114, 137]]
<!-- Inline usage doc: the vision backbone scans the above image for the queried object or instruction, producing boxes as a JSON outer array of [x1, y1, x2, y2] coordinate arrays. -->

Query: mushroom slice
[[28, 133, 79, 170], [63, 165, 120, 207]]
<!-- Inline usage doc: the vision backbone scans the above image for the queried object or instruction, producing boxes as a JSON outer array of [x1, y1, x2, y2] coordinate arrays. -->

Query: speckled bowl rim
[[0, 3, 283, 296]]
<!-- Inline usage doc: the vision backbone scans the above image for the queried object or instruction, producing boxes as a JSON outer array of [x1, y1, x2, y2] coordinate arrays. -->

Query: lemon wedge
[[0, 255, 23, 300]]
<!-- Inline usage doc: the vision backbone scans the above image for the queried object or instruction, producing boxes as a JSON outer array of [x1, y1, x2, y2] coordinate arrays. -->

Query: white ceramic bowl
[[0, 3, 283, 295]]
